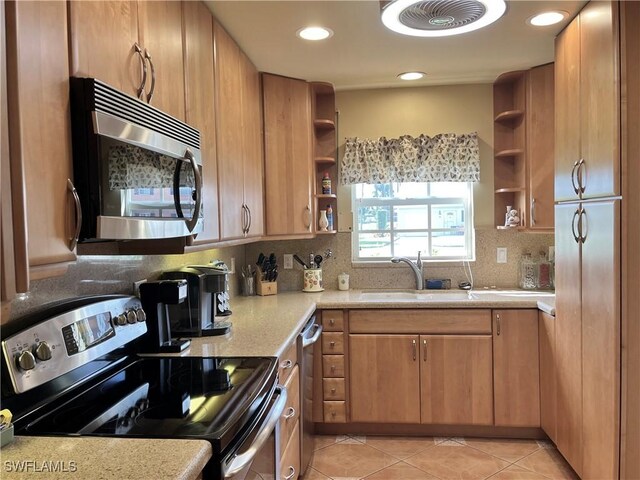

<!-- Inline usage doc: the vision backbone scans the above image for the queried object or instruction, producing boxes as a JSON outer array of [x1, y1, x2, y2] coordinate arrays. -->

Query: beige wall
[[335, 84, 494, 228]]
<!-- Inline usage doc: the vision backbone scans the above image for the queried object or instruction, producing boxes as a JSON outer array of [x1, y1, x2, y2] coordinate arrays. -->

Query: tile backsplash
[[246, 228, 554, 292]]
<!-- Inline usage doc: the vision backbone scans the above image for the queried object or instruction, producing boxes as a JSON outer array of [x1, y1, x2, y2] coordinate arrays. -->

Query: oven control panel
[[2, 296, 147, 394]]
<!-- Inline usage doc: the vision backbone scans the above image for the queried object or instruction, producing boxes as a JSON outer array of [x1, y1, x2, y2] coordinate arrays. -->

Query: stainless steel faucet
[[390, 251, 424, 290]]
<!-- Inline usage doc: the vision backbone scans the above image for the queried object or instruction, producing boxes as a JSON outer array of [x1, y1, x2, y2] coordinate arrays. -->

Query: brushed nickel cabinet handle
[[183, 149, 201, 232], [577, 159, 586, 194], [241, 204, 248, 236], [571, 160, 580, 195], [571, 208, 581, 244], [133, 43, 147, 100], [246, 205, 252, 234], [283, 407, 296, 419], [412, 339, 417, 361], [496, 313, 501, 336], [531, 197, 536, 226], [67, 179, 82, 251], [284, 466, 296, 480], [304, 205, 311, 230], [144, 49, 156, 103], [578, 206, 587, 244], [423, 339, 427, 361]]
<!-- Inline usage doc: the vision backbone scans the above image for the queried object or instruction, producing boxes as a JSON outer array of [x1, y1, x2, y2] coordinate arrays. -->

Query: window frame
[[351, 182, 475, 263]]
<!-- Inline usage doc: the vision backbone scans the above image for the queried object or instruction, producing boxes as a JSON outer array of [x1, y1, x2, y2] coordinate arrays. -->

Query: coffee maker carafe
[[161, 266, 232, 337]]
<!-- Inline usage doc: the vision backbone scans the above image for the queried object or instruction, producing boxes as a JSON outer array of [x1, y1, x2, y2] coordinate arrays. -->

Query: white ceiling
[[206, 0, 586, 90]]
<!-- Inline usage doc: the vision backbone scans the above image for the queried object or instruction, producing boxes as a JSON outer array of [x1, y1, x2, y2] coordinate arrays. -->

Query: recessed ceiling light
[[381, 0, 507, 37], [296, 26, 333, 41], [528, 11, 568, 27], [398, 72, 426, 80]]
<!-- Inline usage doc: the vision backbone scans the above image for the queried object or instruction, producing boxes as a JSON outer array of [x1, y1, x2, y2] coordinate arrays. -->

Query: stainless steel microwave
[[69, 78, 203, 242]]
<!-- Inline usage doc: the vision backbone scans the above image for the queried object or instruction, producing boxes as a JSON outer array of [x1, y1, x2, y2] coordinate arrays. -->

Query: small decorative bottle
[[326, 205, 334, 231], [322, 172, 332, 195], [318, 210, 329, 231]]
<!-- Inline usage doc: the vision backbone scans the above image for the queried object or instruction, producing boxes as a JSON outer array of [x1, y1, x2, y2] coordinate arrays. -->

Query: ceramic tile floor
[[302, 435, 579, 480]]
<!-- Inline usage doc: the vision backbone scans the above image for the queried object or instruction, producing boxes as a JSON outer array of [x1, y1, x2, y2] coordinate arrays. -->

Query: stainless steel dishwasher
[[298, 315, 323, 475]]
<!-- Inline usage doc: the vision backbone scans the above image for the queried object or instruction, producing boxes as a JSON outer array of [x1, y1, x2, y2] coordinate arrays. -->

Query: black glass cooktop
[[23, 356, 277, 454]]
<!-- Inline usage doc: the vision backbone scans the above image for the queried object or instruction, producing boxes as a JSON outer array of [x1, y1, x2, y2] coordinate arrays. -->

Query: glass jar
[[519, 253, 538, 290]]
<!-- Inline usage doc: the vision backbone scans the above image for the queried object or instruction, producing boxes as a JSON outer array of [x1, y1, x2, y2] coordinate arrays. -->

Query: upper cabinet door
[[555, 16, 581, 202], [214, 21, 245, 240], [69, 1, 142, 96], [240, 52, 264, 238], [579, 1, 620, 199], [262, 74, 313, 236], [527, 64, 555, 229], [6, 0, 76, 275], [137, 1, 185, 120], [182, 1, 218, 244]]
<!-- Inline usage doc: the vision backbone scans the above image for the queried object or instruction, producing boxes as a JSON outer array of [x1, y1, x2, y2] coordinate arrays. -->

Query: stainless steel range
[[1, 295, 286, 480]]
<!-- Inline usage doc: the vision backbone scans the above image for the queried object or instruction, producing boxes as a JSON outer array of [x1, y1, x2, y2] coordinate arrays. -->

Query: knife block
[[256, 267, 278, 296]]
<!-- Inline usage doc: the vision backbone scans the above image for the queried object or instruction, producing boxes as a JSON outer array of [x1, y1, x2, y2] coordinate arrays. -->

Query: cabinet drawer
[[349, 309, 492, 334], [322, 355, 345, 377], [279, 365, 300, 452], [323, 378, 345, 400], [280, 420, 300, 480], [279, 341, 298, 385], [322, 311, 344, 331], [323, 401, 347, 423], [322, 332, 344, 354]]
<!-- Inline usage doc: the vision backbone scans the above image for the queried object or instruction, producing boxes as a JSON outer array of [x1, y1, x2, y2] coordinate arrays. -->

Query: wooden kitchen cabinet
[[492, 310, 540, 427], [555, 1, 620, 202], [68, 1, 141, 97], [214, 21, 264, 240], [182, 1, 219, 244], [539, 311, 557, 443], [137, 1, 185, 120], [349, 335, 421, 423], [5, 0, 76, 284], [262, 73, 313, 237], [420, 335, 493, 426]]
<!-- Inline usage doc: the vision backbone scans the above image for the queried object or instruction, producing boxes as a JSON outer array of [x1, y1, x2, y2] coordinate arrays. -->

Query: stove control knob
[[16, 351, 36, 371], [135, 308, 146, 322], [33, 341, 52, 361], [115, 314, 127, 326], [126, 310, 137, 325]]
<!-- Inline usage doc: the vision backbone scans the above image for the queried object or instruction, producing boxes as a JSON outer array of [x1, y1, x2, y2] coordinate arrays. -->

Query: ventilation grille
[[82, 78, 200, 150], [397, 0, 487, 31]]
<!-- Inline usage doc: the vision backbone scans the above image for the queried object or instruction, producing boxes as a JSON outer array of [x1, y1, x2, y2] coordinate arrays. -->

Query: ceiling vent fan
[[380, 0, 507, 37]]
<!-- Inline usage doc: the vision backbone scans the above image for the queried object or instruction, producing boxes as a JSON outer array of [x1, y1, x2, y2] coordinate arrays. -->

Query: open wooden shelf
[[496, 226, 526, 231], [315, 193, 337, 199], [495, 148, 524, 158], [495, 187, 526, 193], [314, 119, 335, 130], [314, 156, 336, 165], [494, 109, 524, 125], [316, 230, 337, 235]]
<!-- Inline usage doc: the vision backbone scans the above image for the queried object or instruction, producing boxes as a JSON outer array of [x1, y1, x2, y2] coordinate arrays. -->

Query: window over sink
[[352, 182, 475, 262]]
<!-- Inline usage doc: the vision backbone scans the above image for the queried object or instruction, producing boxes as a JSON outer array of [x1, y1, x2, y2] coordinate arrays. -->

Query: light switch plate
[[497, 248, 508, 264], [284, 254, 293, 270]]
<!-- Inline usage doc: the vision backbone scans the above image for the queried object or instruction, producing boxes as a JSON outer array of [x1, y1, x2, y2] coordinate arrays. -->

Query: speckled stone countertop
[[156, 289, 555, 359], [0, 436, 211, 480]]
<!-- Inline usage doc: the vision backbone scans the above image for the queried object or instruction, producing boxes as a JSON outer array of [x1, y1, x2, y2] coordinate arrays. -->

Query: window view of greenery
[[352, 182, 474, 261]]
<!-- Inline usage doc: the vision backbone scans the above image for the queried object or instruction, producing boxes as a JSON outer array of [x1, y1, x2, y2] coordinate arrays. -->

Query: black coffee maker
[[161, 266, 232, 337], [138, 279, 191, 353]]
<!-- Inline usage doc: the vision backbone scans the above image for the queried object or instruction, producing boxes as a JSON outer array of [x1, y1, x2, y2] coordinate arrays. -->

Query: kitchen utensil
[[269, 253, 276, 266], [256, 253, 265, 266], [309, 253, 316, 269], [314, 255, 323, 268], [293, 254, 307, 269], [302, 269, 323, 292]]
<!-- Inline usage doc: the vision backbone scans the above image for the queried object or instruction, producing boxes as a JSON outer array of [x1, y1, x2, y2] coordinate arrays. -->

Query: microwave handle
[[184, 149, 202, 233], [222, 385, 287, 478]]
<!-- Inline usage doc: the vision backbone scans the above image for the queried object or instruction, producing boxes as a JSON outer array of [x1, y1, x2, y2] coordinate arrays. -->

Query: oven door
[[219, 385, 287, 480]]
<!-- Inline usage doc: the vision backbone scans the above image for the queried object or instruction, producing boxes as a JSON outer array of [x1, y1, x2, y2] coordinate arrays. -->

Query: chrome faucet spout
[[390, 254, 424, 290]]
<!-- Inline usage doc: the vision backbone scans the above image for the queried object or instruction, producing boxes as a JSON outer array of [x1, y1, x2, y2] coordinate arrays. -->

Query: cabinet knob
[[280, 359, 293, 370], [330, 365, 336, 372], [331, 388, 336, 393], [329, 318, 335, 325], [283, 407, 296, 419], [284, 466, 296, 480], [330, 341, 336, 347]]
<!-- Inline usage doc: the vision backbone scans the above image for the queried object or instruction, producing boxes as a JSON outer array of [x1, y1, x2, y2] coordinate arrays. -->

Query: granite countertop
[[1, 436, 211, 480], [159, 289, 555, 359]]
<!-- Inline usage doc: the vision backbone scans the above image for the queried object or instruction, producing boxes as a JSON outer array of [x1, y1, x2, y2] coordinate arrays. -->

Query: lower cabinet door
[[420, 335, 494, 425], [349, 334, 420, 423]]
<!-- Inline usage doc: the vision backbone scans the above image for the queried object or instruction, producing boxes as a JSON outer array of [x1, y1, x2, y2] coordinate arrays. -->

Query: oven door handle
[[302, 324, 323, 348], [222, 385, 287, 479]]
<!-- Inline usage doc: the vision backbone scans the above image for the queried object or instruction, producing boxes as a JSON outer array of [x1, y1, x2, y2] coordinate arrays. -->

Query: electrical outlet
[[133, 279, 147, 297], [284, 254, 293, 270], [497, 248, 508, 264], [230, 257, 236, 274]]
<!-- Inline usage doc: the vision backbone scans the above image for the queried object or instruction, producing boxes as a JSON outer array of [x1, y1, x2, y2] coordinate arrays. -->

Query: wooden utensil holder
[[256, 267, 278, 296]]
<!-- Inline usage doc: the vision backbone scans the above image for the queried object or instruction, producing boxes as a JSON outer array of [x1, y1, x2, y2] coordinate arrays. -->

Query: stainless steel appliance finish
[[298, 316, 323, 475], [70, 77, 204, 241], [1, 296, 146, 394]]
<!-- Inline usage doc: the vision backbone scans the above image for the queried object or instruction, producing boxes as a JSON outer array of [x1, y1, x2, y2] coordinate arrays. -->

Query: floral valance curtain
[[340, 132, 480, 185]]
